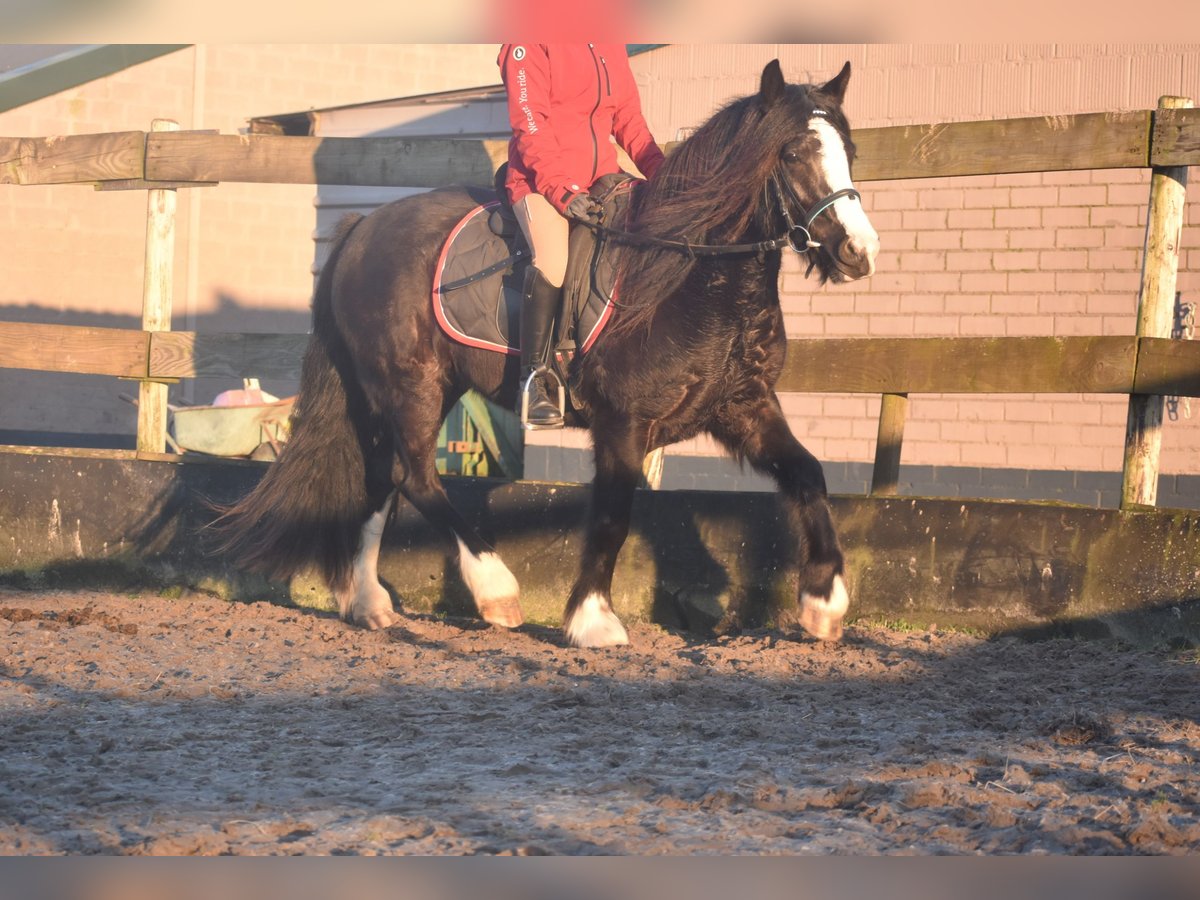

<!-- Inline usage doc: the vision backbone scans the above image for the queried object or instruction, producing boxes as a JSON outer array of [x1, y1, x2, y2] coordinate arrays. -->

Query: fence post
[[870, 392, 908, 496], [137, 119, 179, 454], [1121, 95, 1193, 508]]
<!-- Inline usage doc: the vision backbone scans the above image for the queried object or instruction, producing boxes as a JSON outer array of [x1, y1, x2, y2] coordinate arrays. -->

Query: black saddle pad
[[431, 176, 636, 359]]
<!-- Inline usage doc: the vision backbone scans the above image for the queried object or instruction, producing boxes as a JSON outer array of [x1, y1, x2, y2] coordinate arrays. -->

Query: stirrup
[[520, 367, 566, 431]]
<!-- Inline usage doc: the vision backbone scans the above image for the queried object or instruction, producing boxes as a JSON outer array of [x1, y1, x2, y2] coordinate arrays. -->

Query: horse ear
[[818, 61, 852, 105], [759, 59, 786, 107]]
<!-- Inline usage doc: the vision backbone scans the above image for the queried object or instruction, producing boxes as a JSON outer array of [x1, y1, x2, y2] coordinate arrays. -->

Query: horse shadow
[[392, 470, 794, 642]]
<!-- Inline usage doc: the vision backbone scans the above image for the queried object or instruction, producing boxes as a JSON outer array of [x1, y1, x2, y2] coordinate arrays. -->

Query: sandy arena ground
[[1, 587, 1198, 855]]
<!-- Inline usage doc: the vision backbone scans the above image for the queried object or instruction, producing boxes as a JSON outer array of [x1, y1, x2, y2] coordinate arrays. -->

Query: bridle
[[579, 168, 860, 260], [768, 170, 861, 255]]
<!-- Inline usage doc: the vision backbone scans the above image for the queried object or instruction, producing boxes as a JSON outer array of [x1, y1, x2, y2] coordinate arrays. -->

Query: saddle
[[431, 172, 637, 393]]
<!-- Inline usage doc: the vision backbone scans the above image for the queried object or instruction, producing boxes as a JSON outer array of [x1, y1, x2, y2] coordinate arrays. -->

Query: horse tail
[[207, 212, 388, 591]]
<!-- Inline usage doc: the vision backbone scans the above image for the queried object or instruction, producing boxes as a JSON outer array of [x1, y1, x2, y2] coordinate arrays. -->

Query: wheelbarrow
[[171, 396, 295, 459], [121, 390, 296, 459]]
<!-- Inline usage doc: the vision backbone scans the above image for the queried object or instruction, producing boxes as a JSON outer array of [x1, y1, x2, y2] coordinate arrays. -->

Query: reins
[[577, 172, 860, 260]]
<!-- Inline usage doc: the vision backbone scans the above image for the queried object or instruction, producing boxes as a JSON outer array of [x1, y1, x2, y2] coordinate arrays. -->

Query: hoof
[[347, 584, 400, 630], [799, 575, 849, 641], [356, 607, 401, 631], [478, 596, 524, 629], [456, 539, 524, 629], [565, 594, 629, 648]]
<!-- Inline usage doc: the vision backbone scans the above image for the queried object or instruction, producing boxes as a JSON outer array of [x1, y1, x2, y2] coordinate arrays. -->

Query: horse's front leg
[[562, 418, 647, 648], [711, 394, 849, 641]]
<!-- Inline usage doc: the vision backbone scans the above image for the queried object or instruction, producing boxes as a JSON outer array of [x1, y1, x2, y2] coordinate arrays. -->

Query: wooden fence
[[2, 103, 1199, 508]]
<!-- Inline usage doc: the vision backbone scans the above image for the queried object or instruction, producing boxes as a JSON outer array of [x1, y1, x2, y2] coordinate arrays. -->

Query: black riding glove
[[564, 193, 602, 223]]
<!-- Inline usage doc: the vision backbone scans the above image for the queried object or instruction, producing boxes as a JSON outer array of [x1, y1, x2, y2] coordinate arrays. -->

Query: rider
[[498, 43, 665, 428]]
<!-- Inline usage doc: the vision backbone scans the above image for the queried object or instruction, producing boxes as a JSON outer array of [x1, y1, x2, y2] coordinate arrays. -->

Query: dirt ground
[[1, 587, 1198, 856]]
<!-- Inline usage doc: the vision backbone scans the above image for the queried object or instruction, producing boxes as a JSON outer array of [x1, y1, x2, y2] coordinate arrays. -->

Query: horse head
[[759, 60, 879, 283]]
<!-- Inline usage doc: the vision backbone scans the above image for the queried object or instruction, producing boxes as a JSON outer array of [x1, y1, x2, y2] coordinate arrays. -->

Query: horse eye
[[781, 149, 800, 163]]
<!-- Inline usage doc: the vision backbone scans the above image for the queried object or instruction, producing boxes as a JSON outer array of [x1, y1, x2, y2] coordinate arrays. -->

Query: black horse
[[210, 60, 879, 647]]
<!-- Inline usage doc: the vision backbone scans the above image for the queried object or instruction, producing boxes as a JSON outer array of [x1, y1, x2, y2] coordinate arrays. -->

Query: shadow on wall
[[0, 293, 311, 448], [3, 92, 510, 449]]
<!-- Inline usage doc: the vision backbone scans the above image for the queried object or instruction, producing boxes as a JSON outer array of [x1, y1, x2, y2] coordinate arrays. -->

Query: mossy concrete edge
[[1, 450, 1197, 647]]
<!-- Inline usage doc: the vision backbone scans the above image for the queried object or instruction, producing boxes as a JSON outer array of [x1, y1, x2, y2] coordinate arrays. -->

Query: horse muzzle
[[834, 233, 879, 280]]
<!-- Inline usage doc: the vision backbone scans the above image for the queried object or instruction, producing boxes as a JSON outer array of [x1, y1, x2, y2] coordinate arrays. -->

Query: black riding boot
[[518, 266, 564, 429]]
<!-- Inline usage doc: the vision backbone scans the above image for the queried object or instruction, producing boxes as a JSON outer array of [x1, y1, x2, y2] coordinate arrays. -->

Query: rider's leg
[[513, 192, 569, 286], [513, 194, 567, 429]]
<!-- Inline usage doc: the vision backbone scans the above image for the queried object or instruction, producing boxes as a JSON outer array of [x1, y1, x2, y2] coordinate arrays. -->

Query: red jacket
[[498, 43, 665, 214]]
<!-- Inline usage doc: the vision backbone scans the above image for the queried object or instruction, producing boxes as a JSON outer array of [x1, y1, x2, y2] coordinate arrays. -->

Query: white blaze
[[810, 117, 880, 272]]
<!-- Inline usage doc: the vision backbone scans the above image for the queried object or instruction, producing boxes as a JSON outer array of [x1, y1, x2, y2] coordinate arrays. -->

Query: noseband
[[769, 170, 861, 255]]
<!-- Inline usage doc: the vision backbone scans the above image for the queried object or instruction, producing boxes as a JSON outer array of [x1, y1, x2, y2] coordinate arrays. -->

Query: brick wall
[[522, 43, 1200, 504]]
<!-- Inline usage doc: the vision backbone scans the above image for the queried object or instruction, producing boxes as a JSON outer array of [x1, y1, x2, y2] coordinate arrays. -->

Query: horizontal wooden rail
[[6, 322, 1200, 398], [0, 322, 148, 377], [4, 108, 1198, 188], [150, 332, 311, 379], [853, 111, 1153, 182], [776, 336, 1141, 395], [0, 131, 145, 185], [1133, 337, 1200, 397], [144, 133, 511, 188], [1150, 106, 1200, 167]]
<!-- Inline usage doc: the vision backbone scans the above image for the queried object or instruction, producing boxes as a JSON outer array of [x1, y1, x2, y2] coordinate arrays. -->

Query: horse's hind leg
[[711, 394, 848, 641], [396, 466, 523, 629], [383, 387, 523, 629], [336, 491, 402, 629]]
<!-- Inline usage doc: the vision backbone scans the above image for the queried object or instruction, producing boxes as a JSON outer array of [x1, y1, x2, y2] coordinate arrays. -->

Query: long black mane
[[609, 74, 848, 333]]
